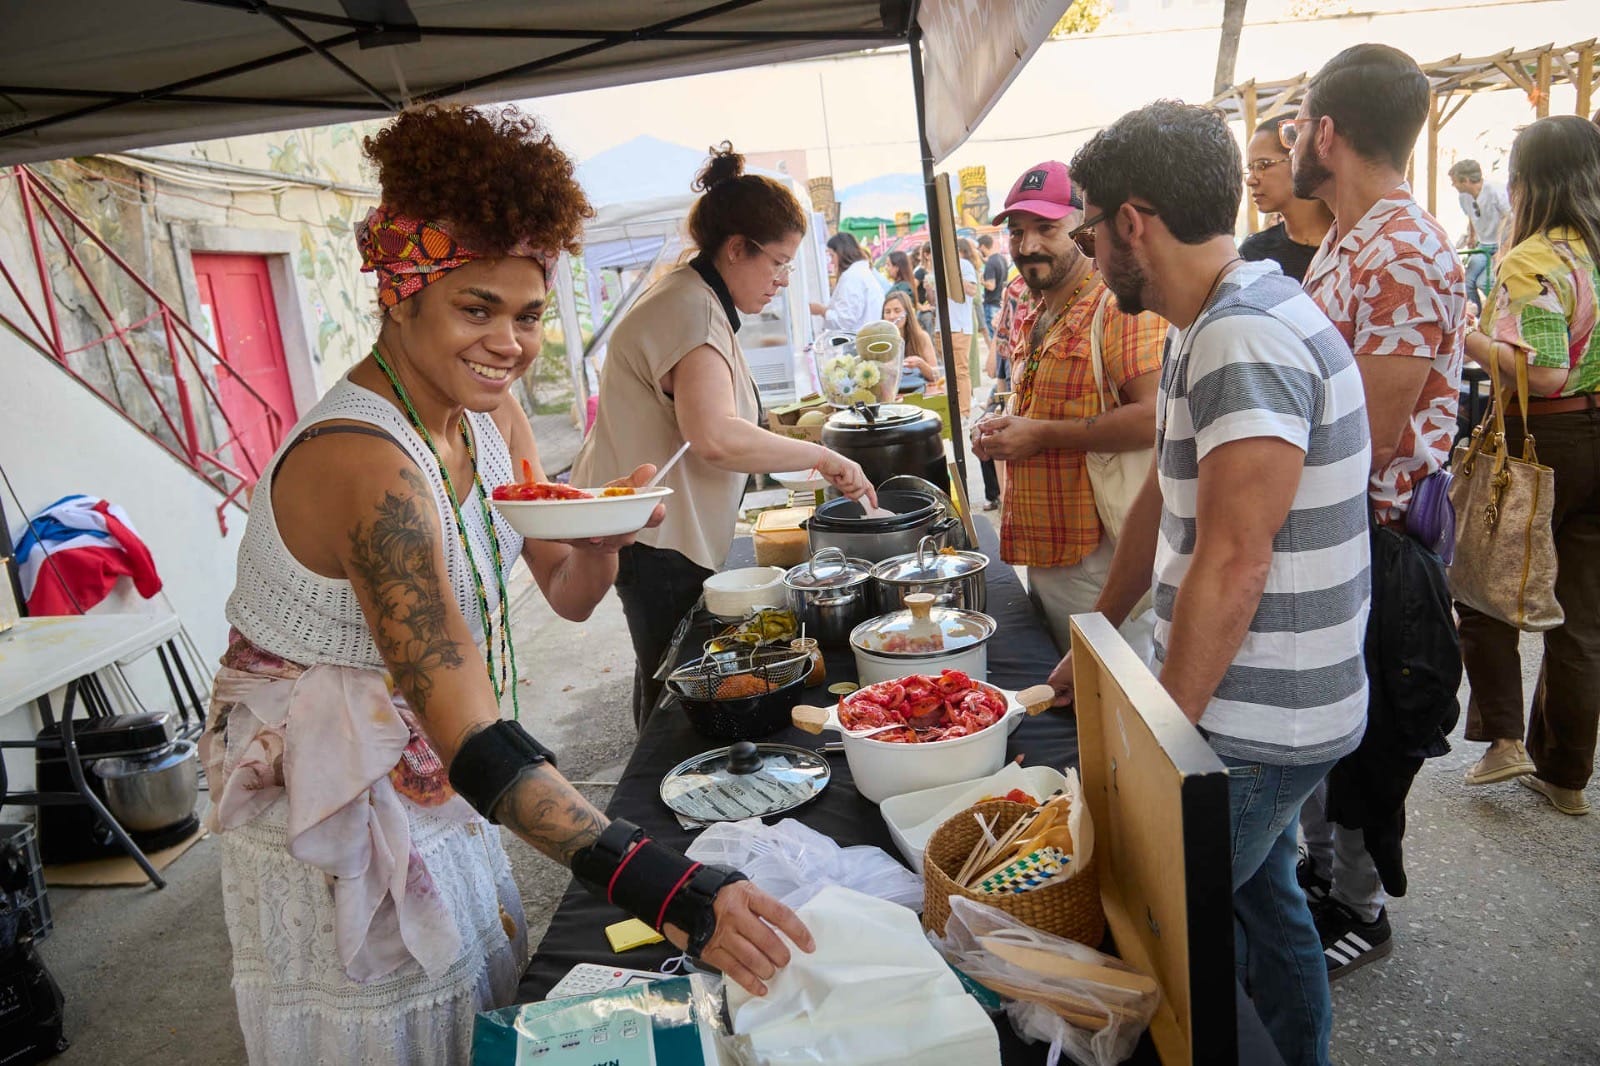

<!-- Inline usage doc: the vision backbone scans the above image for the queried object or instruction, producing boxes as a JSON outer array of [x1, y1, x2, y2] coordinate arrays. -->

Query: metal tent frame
[[1208, 39, 1599, 229]]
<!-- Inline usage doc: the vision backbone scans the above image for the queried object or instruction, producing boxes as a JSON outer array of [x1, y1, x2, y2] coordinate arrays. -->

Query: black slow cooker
[[820, 403, 948, 493]]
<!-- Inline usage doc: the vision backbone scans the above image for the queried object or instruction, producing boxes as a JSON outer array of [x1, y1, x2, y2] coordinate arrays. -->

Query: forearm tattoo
[[348, 468, 465, 715], [493, 760, 606, 865]]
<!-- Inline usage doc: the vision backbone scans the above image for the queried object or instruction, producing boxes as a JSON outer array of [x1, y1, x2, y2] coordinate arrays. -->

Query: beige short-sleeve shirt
[[572, 264, 760, 570]]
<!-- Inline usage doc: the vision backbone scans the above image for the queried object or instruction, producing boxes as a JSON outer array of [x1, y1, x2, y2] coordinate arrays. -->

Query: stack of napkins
[[727, 885, 999, 1066]]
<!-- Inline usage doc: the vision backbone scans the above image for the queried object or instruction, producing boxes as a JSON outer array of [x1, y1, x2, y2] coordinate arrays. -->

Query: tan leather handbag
[[1085, 291, 1154, 543], [1447, 354, 1564, 631]]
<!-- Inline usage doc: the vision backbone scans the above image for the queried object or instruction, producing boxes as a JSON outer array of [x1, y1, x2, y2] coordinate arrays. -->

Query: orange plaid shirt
[[1000, 276, 1167, 568]]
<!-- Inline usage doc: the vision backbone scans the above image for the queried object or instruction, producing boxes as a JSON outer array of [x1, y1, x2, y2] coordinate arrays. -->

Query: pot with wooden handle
[[792, 682, 1056, 803]]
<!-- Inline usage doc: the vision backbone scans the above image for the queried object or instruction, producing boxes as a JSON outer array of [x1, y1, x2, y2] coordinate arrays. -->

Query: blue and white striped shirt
[[1154, 261, 1372, 765]]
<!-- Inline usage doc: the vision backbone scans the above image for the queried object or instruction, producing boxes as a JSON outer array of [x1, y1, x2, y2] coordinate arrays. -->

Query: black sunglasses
[[1068, 204, 1158, 258]]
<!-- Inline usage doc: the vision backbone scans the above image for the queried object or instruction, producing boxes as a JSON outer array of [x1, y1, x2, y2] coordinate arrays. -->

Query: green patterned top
[[1483, 228, 1600, 396]]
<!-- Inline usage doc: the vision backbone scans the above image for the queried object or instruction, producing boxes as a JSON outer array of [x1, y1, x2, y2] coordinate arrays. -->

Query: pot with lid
[[821, 403, 948, 494], [783, 547, 874, 646], [849, 592, 997, 685], [804, 488, 960, 563], [871, 536, 988, 614]]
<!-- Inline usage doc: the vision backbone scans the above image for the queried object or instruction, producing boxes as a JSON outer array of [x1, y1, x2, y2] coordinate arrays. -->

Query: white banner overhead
[[917, 0, 1075, 162]]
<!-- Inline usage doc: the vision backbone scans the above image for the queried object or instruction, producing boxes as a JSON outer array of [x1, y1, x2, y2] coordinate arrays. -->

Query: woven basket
[[923, 799, 1105, 944]]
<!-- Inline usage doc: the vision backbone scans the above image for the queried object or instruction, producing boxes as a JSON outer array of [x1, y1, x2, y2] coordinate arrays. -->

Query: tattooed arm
[[289, 444, 808, 992]]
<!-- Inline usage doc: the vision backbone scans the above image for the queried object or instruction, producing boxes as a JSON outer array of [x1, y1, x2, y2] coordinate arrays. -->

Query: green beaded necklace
[[370, 344, 521, 720]]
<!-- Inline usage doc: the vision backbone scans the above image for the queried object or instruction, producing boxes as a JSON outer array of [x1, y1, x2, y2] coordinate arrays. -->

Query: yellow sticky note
[[605, 917, 666, 953]]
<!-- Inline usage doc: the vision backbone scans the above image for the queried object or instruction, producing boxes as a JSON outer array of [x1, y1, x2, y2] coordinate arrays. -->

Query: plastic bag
[[685, 817, 924, 911], [930, 896, 1159, 1066]]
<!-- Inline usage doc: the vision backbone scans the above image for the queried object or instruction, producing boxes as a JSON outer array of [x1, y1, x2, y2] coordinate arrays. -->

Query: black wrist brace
[[447, 720, 558, 823], [571, 819, 749, 956]]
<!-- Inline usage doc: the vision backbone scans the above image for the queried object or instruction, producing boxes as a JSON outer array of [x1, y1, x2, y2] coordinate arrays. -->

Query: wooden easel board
[[1070, 613, 1236, 1065]]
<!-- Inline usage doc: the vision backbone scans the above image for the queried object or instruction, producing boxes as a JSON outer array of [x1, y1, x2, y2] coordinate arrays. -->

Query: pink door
[[192, 253, 297, 479]]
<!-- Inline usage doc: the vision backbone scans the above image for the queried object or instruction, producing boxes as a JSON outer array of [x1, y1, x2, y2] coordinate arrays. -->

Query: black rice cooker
[[821, 403, 948, 494]]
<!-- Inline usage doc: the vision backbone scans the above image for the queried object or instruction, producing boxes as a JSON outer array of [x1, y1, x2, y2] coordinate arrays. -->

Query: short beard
[[1017, 254, 1072, 294], [1292, 135, 1333, 201], [1101, 230, 1148, 316]]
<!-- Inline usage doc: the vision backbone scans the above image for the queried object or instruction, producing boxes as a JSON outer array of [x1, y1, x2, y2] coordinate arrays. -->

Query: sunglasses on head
[[1067, 203, 1158, 258]]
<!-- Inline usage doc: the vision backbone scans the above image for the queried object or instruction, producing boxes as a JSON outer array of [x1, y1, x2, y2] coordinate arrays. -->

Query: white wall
[[0, 336, 245, 797]]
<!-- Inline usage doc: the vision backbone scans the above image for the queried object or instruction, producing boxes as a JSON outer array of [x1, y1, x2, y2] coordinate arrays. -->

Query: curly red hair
[[363, 104, 592, 257]]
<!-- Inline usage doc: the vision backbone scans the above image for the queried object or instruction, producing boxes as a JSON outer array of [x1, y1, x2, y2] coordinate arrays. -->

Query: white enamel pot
[[792, 683, 1054, 803]]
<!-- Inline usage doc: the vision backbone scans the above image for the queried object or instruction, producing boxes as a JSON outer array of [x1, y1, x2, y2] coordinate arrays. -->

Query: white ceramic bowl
[[491, 486, 671, 541], [702, 566, 789, 621]]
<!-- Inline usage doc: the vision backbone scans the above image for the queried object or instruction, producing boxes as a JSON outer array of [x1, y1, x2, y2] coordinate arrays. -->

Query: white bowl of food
[[771, 469, 830, 494], [490, 480, 671, 541], [702, 567, 790, 621]]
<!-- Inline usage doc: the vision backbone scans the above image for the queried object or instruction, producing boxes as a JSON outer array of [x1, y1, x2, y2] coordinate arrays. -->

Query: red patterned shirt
[[1304, 184, 1466, 522]]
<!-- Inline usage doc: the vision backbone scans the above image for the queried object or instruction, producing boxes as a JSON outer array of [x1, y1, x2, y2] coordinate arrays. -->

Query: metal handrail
[[0, 165, 285, 533]]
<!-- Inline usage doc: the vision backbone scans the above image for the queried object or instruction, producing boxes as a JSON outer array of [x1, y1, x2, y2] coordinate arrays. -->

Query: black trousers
[[615, 542, 714, 729]]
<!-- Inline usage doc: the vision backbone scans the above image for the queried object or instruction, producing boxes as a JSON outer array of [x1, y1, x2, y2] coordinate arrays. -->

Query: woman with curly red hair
[[201, 107, 811, 1064], [575, 143, 875, 725]]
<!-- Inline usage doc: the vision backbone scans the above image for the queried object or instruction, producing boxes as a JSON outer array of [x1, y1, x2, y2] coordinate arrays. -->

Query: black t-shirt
[[913, 265, 929, 305], [1238, 222, 1320, 283], [982, 253, 1007, 306]]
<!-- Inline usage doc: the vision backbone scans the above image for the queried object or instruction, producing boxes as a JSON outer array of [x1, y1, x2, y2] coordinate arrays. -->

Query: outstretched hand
[[663, 880, 814, 997]]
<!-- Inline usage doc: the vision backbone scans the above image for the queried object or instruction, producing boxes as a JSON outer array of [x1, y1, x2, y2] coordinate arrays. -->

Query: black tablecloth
[[519, 522, 1078, 1061]]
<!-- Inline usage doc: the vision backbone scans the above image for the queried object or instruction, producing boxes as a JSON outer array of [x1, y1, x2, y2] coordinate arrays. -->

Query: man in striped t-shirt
[[1063, 102, 1371, 1066]]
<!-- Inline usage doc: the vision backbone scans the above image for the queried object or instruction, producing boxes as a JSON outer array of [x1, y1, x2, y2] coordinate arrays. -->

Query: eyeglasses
[[1245, 158, 1289, 176], [1278, 117, 1314, 151], [1067, 204, 1158, 259], [748, 239, 797, 279]]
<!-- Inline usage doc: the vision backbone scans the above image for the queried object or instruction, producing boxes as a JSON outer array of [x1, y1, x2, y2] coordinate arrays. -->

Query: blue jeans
[[1221, 753, 1337, 1066], [1464, 243, 1496, 310]]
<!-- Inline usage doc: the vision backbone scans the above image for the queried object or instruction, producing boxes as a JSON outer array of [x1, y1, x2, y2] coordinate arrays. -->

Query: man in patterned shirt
[[1289, 43, 1467, 981], [970, 162, 1166, 656]]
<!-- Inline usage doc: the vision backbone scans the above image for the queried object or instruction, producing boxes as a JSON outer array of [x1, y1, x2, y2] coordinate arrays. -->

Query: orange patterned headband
[[356, 205, 560, 309]]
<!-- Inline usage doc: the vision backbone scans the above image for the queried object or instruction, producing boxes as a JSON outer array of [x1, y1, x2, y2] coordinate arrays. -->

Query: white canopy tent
[[1, 0, 1075, 481]]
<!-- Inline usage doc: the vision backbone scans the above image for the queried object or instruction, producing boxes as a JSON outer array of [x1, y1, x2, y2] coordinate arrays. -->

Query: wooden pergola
[[1209, 39, 1599, 231]]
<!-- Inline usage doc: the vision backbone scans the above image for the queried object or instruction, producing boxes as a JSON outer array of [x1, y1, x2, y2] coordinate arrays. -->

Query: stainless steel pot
[[93, 739, 198, 832], [805, 514, 960, 564], [783, 548, 875, 646], [871, 536, 988, 614]]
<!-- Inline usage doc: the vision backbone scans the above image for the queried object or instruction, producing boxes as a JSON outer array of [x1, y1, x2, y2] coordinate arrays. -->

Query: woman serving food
[[574, 143, 875, 727], [202, 106, 809, 1066]]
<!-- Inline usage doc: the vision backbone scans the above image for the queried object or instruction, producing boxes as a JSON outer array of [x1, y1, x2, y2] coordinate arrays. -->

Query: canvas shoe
[[1519, 775, 1591, 816], [1313, 899, 1392, 981], [1464, 740, 1535, 785]]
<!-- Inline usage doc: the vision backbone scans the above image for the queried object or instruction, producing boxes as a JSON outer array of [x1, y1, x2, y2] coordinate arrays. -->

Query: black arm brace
[[447, 720, 558, 823], [571, 819, 748, 956]]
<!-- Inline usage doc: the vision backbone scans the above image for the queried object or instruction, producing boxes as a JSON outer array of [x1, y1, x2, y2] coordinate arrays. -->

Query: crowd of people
[[962, 42, 1598, 1066], [192, 37, 1598, 1066]]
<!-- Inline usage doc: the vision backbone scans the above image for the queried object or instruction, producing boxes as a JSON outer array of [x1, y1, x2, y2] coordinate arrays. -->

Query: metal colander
[[666, 647, 812, 702]]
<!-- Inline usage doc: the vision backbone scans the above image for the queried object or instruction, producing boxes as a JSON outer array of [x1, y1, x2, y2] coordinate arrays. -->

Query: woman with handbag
[[1456, 115, 1600, 816]]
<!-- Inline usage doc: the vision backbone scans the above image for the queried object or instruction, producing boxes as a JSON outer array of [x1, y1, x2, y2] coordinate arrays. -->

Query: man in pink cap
[[972, 162, 1166, 656]]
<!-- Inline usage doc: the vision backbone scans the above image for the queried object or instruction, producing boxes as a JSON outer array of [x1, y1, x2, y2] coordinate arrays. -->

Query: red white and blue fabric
[[13, 496, 163, 616]]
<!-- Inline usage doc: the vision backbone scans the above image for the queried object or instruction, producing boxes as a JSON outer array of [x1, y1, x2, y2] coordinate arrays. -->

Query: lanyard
[[369, 345, 521, 721]]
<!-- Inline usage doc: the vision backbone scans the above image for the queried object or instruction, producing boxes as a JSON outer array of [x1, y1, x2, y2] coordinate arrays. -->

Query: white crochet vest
[[226, 378, 521, 669]]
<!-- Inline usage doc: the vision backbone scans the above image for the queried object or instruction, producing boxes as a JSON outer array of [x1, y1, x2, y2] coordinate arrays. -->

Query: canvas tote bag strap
[[1088, 289, 1116, 415]]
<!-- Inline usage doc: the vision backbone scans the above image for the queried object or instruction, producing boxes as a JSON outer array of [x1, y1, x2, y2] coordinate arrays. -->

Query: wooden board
[[1070, 613, 1235, 1065]]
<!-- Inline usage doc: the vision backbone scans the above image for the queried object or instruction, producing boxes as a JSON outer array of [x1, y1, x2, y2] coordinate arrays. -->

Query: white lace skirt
[[219, 799, 529, 1066]]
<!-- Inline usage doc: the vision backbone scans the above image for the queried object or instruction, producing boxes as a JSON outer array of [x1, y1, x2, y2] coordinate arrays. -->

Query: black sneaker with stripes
[[1311, 899, 1393, 981], [1296, 854, 1331, 903]]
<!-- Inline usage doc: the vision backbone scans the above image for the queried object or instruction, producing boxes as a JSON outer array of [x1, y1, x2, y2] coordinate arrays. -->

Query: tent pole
[[908, 20, 969, 494]]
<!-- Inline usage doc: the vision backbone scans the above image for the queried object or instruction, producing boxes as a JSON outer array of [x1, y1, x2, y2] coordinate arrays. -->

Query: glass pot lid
[[660, 741, 831, 823], [784, 547, 873, 590], [849, 593, 996, 656], [872, 536, 989, 584]]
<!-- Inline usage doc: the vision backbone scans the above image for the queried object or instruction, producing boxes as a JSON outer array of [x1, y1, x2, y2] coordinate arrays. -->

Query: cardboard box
[[767, 395, 831, 443]]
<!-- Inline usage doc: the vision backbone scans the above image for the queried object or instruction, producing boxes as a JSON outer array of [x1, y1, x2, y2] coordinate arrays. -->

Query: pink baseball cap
[[992, 161, 1083, 224]]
